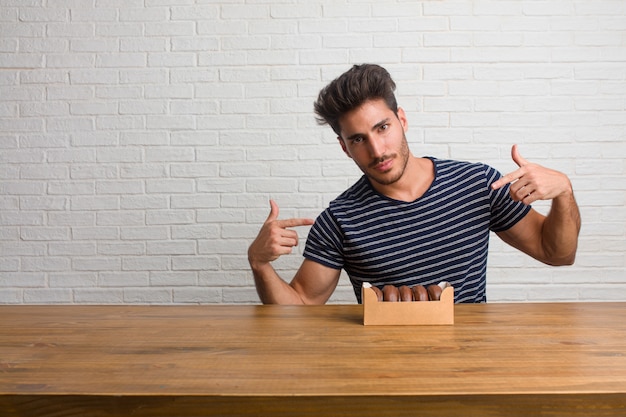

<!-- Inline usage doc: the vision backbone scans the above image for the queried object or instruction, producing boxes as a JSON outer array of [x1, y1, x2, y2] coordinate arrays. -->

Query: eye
[[351, 136, 364, 144], [379, 124, 389, 132]]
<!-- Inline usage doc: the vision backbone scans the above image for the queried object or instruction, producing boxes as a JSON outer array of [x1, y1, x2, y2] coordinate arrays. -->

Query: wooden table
[[1, 303, 625, 417]]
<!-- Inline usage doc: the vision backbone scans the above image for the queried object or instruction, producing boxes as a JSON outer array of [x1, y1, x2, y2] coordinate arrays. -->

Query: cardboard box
[[362, 282, 454, 325]]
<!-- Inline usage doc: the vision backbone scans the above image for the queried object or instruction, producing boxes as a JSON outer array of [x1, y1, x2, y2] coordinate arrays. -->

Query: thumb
[[511, 144, 529, 168], [265, 199, 279, 223]]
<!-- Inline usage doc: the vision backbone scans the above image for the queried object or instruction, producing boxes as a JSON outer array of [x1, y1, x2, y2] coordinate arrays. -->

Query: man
[[248, 64, 581, 304]]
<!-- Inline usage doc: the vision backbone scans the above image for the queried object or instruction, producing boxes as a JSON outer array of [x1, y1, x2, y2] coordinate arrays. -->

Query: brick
[[120, 69, 168, 84], [196, 208, 245, 224], [47, 85, 93, 100], [96, 53, 145, 68], [20, 102, 68, 116], [96, 180, 143, 195], [71, 226, 119, 240], [221, 5, 269, 20], [47, 180, 95, 195], [120, 164, 168, 179], [0, 290, 23, 304], [145, 147, 194, 162], [70, 38, 117, 52], [0, 271, 46, 286], [70, 8, 117, 23], [146, 179, 194, 194], [96, 211, 144, 226], [173, 287, 221, 303], [47, 53, 95, 68], [145, 210, 195, 225], [147, 240, 195, 255], [217, 232, 256, 254], [96, 85, 142, 99], [151, 271, 197, 287], [73, 289, 123, 304], [70, 69, 118, 84], [19, 38, 66, 53], [170, 6, 218, 21], [0, 227, 19, 240], [170, 195, 220, 209], [124, 288, 172, 304], [49, 242, 96, 256], [97, 148, 142, 163], [73, 257, 121, 271], [118, 100, 167, 117], [171, 256, 219, 271], [47, 116, 94, 132], [19, 8, 67, 22], [147, 52, 195, 67], [0, 258, 19, 272], [121, 226, 169, 241], [98, 272, 148, 288], [170, 163, 219, 178], [98, 242, 145, 256], [171, 37, 219, 52], [221, 287, 259, 304], [170, 100, 218, 115], [24, 289, 73, 304], [21, 227, 69, 241], [199, 271, 251, 287], [171, 224, 219, 239], [22, 256, 71, 272], [49, 273, 97, 288], [70, 165, 118, 180], [120, 195, 168, 210], [197, 178, 244, 193], [145, 22, 194, 37], [19, 164, 68, 179], [96, 23, 142, 37]]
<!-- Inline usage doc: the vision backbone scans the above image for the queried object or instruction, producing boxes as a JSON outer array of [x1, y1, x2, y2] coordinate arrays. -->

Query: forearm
[[249, 261, 305, 305], [541, 189, 581, 265]]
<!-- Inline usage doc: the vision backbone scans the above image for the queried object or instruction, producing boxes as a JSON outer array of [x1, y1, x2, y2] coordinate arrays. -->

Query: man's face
[[337, 99, 410, 187]]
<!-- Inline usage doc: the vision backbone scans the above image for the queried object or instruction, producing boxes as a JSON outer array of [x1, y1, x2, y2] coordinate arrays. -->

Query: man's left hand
[[491, 144, 573, 205]]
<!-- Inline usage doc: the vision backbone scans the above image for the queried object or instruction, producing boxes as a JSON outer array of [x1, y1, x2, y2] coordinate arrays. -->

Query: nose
[[368, 134, 386, 159]]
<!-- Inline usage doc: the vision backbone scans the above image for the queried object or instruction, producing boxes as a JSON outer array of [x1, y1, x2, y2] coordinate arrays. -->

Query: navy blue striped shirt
[[303, 158, 531, 303]]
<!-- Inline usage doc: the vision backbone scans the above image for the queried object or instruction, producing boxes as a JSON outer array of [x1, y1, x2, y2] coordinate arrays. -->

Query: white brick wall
[[1, 0, 624, 305]]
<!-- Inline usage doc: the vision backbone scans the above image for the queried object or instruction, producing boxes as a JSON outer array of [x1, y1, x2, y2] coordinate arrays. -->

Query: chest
[[340, 197, 491, 264]]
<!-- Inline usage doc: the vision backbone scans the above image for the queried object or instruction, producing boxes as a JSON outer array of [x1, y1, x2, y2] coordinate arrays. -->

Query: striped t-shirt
[[303, 157, 531, 303]]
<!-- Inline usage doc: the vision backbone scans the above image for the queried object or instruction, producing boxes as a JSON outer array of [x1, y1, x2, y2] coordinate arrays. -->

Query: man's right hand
[[247, 200, 315, 269]]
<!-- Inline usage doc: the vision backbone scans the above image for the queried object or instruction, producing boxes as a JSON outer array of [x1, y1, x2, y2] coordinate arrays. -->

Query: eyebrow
[[345, 118, 391, 142]]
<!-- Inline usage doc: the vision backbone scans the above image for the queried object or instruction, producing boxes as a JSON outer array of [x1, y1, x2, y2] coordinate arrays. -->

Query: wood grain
[[1, 303, 625, 416]]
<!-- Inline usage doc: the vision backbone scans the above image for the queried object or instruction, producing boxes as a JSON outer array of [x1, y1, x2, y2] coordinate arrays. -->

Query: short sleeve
[[303, 208, 344, 270], [485, 165, 531, 232]]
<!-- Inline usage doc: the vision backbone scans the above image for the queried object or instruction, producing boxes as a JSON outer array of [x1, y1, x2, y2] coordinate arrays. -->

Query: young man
[[248, 64, 581, 304]]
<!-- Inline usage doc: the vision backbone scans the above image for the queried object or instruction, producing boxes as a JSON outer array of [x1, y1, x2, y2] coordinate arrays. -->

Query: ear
[[397, 107, 408, 133], [337, 136, 352, 158]]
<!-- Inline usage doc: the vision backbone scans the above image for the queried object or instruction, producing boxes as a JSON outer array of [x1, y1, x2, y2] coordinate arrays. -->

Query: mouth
[[371, 156, 394, 172]]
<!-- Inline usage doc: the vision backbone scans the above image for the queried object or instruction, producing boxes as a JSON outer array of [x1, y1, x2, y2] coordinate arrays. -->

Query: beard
[[363, 133, 411, 186]]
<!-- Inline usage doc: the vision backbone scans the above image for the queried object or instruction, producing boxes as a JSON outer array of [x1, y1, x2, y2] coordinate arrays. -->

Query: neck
[[371, 156, 434, 202]]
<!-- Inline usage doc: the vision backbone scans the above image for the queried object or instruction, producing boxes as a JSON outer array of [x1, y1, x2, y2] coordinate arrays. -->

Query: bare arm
[[492, 145, 581, 265], [248, 200, 341, 304]]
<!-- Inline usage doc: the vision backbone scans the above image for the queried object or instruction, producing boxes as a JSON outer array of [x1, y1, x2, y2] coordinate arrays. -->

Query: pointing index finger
[[492, 144, 527, 190], [491, 168, 521, 190], [276, 217, 315, 228]]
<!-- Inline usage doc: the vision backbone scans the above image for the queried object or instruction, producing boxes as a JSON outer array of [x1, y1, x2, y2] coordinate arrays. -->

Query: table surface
[[1, 302, 625, 416]]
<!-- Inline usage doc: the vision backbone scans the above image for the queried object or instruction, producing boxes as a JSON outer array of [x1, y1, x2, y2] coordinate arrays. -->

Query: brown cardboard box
[[362, 282, 454, 325]]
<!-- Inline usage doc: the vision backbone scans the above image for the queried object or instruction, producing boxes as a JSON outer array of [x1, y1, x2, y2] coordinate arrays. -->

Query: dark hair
[[313, 64, 398, 136]]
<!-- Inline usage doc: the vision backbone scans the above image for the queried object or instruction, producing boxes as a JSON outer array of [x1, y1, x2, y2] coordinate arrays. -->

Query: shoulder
[[327, 176, 375, 211], [318, 176, 385, 227], [428, 157, 501, 191], [431, 157, 495, 176]]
